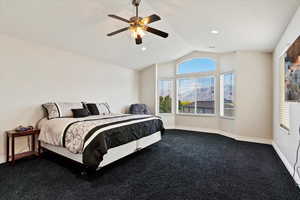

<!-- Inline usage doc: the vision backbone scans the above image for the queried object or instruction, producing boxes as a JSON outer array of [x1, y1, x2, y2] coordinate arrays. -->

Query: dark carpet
[[1, 130, 300, 200]]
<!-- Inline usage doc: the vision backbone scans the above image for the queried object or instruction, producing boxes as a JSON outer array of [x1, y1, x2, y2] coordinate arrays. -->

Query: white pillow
[[96, 103, 111, 115], [42, 102, 84, 119]]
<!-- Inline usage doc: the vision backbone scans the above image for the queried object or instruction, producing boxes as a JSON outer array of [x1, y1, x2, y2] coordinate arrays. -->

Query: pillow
[[72, 108, 90, 118], [86, 103, 111, 115], [96, 103, 111, 115], [42, 102, 84, 119], [42, 103, 60, 119], [57, 102, 84, 117], [129, 104, 151, 115], [86, 104, 99, 115]]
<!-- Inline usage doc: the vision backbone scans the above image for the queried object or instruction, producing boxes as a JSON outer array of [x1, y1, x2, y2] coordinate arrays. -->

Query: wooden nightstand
[[6, 129, 41, 165]]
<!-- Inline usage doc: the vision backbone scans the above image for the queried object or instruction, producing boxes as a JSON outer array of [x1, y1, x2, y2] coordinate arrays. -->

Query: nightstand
[[6, 129, 41, 165]]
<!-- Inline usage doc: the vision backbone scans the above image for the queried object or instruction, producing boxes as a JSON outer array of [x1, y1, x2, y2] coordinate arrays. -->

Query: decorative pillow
[[96, 103, 111, 115], [42, 102, 84, 119], [57, 102, 84, 117], [42, 103, 60, 119], [129, 104, 151, 115], [72, 108, 90, 118], [86, 103, 111, 115], [86, 104, 99, 115]]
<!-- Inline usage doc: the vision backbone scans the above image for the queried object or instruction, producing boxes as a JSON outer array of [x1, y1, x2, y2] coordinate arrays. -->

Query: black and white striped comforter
[[38, 114, 164, 169]]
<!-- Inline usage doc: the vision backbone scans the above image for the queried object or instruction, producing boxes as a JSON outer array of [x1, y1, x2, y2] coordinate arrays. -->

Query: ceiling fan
[[107, 0, 169, 45]]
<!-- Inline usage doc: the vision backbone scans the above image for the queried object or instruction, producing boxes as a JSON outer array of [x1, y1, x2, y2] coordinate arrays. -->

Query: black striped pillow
[[42, 103, 60, 119], [86, 103, 111, 115]]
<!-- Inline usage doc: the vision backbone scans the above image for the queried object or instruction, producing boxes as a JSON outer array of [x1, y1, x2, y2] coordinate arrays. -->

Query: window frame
[[157, 78, 175, 115], [279, 54, 290, 133], [176, 75, 217, 116], [220, 71, 235, 120], [176, 57, 217, 75]]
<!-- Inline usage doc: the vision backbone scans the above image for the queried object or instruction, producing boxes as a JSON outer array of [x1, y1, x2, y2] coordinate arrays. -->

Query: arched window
[[176, 58, 217, 115], [177, 58, 217, 74]]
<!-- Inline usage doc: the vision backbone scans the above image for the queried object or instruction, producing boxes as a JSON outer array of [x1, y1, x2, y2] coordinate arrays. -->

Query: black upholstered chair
[[129, 104, 152, 115]]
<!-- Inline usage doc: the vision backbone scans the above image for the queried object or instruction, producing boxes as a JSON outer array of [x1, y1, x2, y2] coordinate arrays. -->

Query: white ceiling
[[0, 0, 299, 69]]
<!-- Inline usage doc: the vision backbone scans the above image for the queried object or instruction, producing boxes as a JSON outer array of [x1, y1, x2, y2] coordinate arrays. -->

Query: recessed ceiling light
[[142, 46, 147, 51], [211, 30, 220, 34]]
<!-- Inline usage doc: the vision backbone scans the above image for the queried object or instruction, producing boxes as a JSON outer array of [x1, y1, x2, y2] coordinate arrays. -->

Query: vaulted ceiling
[[0, 0, 299, 69]]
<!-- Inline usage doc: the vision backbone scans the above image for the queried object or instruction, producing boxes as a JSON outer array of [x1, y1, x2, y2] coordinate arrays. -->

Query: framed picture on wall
[[285, 36, 300, 102]]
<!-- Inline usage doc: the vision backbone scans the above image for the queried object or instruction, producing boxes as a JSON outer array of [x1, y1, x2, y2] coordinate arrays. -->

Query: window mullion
[[194, 78, 197, 114]]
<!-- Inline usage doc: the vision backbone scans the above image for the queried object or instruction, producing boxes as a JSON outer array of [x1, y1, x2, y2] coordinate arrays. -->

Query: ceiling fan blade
[[107, 27, 130, 36], [136, 35, 142, 45], [144, 26, 169, 38], [108, 14, 131, 23], [142, 14, 161, 24]]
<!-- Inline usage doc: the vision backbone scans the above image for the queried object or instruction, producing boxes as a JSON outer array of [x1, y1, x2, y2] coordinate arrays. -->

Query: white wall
[[139, 64, 157, 114], [0, 35, 139, 162], [235, 51, 273, 140], [273, 7, 300, 184]]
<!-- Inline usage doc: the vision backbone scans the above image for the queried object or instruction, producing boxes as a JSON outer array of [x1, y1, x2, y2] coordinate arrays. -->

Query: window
[[177, 58, 217, 74], [280, 56, 290, 130], [159, 80, 173, 113], [177, 76, 215, 115], [178, 79, 195, 114], [220, 73, 235, 118]]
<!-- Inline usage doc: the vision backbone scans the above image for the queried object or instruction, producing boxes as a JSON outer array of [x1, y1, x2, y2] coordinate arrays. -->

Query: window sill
[[220, 116, 235, 120], [158, 113, 174, 116], [176, 113, 217, 117]]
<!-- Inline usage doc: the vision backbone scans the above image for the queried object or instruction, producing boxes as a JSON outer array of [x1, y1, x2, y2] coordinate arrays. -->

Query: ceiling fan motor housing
[[132, 0, 141, 6], [130, 17, 142, 23]]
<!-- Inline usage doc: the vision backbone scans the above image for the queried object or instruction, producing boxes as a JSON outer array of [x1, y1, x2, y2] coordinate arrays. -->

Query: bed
[[38, 113, 164, 170]]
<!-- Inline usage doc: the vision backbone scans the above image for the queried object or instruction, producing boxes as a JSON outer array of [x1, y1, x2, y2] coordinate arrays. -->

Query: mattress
[[42, 131, 161, 169]]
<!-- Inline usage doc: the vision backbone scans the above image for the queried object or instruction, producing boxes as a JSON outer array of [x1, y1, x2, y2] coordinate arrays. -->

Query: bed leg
[[39, 147, 46, 157]]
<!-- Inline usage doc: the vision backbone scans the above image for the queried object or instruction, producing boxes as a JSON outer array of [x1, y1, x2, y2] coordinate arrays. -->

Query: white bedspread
[[37, 114, 152, 148]]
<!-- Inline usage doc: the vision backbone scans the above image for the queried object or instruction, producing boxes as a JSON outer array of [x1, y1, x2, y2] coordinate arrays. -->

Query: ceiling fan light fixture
[[141, 18, 149, 25], [131, 27, 145, 39], [211, 29, 220, 34]]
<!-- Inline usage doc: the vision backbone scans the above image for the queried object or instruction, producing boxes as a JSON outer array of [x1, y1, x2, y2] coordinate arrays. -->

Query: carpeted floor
[[0, 129, 300, 200]]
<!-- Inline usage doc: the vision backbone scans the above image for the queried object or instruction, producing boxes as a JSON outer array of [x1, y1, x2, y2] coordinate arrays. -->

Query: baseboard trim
[[0, 154, 5, 164], [164, 126, 176, 130], [173, 126, 272, 145], [272, 142, 300, 187]]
